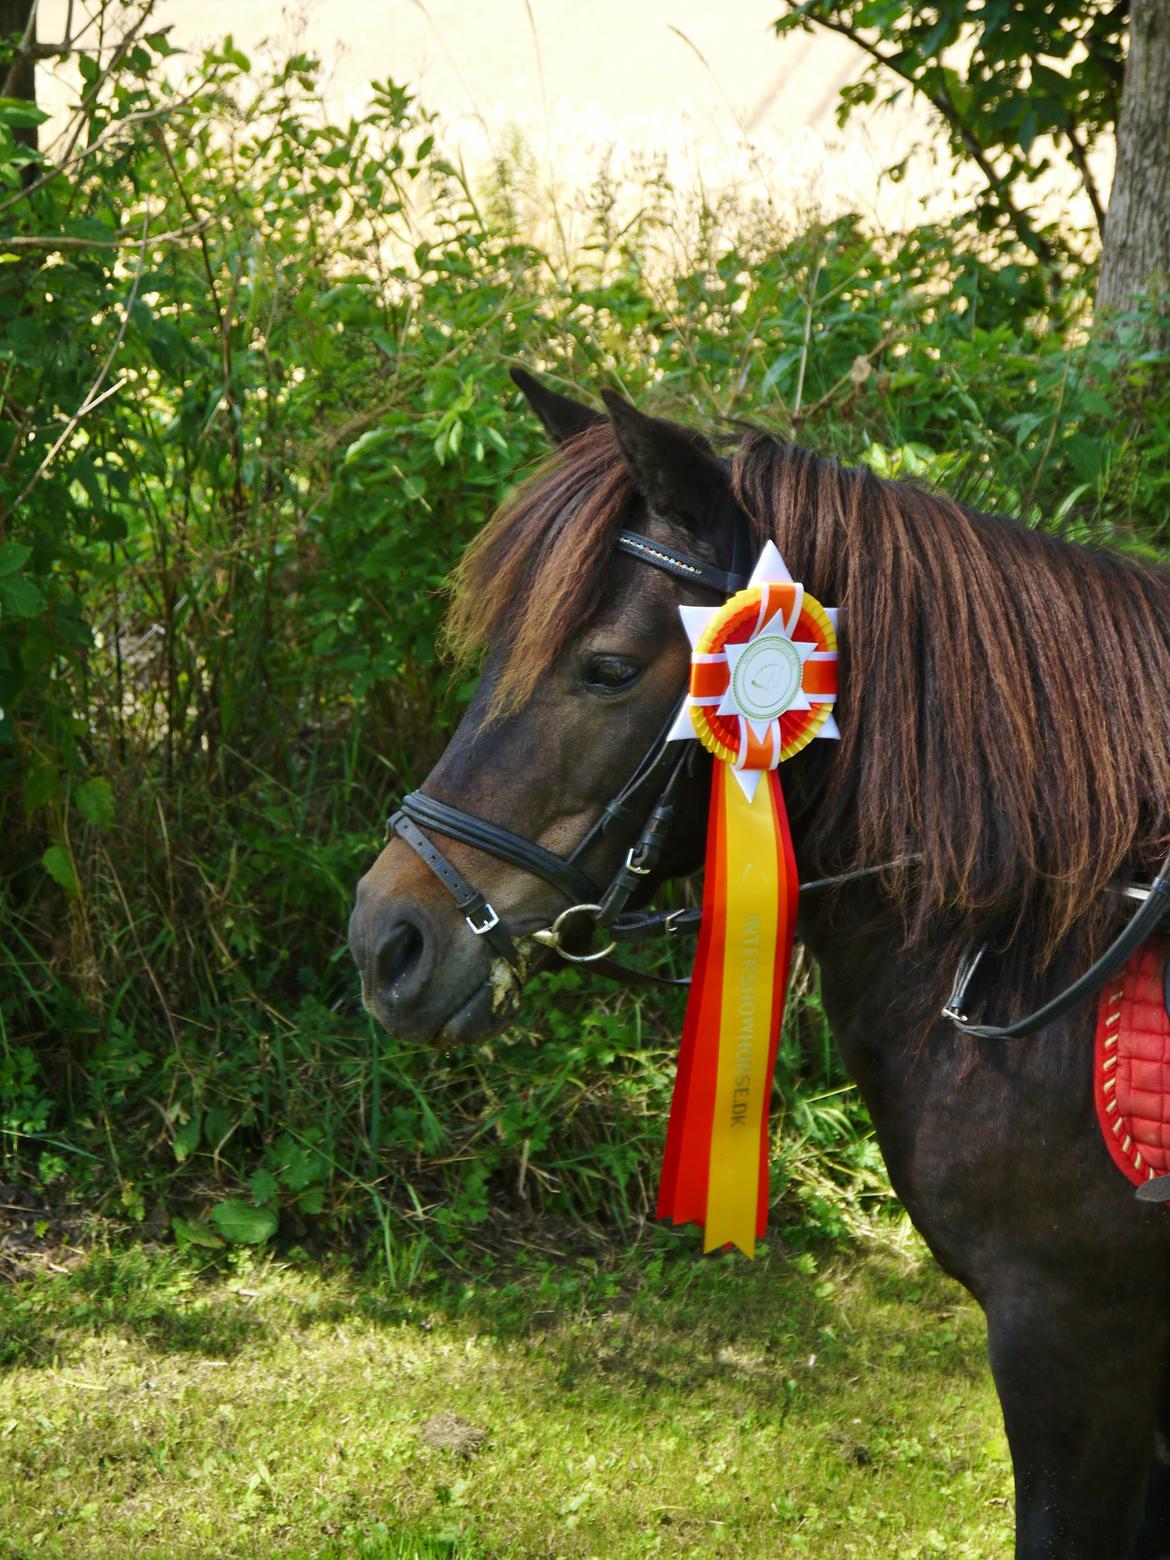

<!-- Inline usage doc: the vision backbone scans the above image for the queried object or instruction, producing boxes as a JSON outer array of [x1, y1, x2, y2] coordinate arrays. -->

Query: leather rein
[[386, 526, 1170, 1033]]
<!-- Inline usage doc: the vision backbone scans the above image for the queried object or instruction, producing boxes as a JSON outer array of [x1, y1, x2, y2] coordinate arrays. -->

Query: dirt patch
[[0, 1179, 97, 1279], [418, 1411, 488, 1458]]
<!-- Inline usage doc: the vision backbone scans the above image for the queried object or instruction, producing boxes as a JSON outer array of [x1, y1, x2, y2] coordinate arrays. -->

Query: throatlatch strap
[[597, 750, 692, 926]]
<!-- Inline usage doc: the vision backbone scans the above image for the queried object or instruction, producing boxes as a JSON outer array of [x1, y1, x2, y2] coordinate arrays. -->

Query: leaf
[[0, 543, 31, 578], [172, 1114, 201, 1164], [343, 427, 394, 464], [0, 575, 44, 618], [22, 764, 58, 814], [171, 1216, 225, 1250], [42, 845, 80, 897], [217, 38, 252, 73], [247, 1167, 280, 1204], [75, 777, 115, 828], [0, 99, 49, 129], [209, 1200, 278, 1245], [145, 29, 180, 57]]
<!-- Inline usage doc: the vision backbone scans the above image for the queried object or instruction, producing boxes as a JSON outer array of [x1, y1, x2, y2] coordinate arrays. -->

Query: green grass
[[0, 1228, 1012, 1559]]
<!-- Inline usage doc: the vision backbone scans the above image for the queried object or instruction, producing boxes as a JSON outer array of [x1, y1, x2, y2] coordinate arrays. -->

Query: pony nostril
[[375, 919, 425, 998]]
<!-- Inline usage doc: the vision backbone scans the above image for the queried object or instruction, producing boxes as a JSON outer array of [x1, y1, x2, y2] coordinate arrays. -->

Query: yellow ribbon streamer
[[704, 775, 782, 1256]]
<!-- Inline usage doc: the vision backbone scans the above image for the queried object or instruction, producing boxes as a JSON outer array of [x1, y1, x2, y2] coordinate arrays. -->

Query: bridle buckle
[[466, 902, 501, 936], [624, 845, 652, 877]]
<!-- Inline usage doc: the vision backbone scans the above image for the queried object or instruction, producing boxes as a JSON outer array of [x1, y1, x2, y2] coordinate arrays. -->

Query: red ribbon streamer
[[656, 767, 799, 1255]]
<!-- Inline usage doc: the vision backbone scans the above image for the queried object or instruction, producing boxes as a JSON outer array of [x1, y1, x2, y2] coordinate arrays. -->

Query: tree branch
[[3, 206, 151, 520], [0, 92, 199, 220], [1, 0, 39, 101], [1, 216, 211, 251], [775, 4, 1058, 265], [1064, 122, 1107, 237], [790, 328, 904, 424], [54, 2, 156, 172]]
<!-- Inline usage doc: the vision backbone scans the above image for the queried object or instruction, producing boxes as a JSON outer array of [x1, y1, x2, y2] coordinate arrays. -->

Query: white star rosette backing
[[667, 540, 839, 799]]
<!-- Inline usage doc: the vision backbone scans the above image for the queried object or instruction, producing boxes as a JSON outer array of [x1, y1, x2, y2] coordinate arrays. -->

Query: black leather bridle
[[387, 522, 922, 987], [387, 525, 760, 989], [387, 520, 1170, 1033]]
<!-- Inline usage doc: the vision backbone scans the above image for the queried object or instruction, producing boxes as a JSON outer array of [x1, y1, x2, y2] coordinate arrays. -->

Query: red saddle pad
[[1095, 936, 1170, 1187]]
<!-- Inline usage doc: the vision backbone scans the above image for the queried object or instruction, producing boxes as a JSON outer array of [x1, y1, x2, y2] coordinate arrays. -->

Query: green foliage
[[774, 0, 1125, 258], [209, 1199, 280, 1245], [0, 10, 1167, 1274]]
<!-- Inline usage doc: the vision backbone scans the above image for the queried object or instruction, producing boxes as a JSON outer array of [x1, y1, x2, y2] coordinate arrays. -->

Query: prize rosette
[[657, 541, 838, 1256]]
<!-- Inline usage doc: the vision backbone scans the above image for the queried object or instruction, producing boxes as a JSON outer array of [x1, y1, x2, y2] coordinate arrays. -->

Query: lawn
[[0, 1225, 1012, 1559]]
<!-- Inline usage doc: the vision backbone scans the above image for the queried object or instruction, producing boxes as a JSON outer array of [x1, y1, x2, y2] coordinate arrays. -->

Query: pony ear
[[510, 367, 603, 447], [600, 389, 730, 536]]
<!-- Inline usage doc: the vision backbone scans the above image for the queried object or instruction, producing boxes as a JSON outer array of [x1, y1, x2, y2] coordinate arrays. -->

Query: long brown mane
[[445, 423, 637, 711], [448, 425, 1170, 956]]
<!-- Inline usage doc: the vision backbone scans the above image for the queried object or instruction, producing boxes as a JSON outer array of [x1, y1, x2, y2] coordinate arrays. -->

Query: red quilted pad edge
[[1093, 936, 1170, 1188]]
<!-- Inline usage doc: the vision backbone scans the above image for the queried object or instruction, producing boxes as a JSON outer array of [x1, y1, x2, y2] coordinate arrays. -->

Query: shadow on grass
[[291, 1223, 986, 1421], [0, 1228, 998, 1560], [0, 1244, 272, 1368], [0, 1220, 986, 1442]]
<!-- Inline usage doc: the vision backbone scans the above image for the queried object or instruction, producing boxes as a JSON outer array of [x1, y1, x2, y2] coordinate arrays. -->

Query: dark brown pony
[[349, 372, 1170, 1559]]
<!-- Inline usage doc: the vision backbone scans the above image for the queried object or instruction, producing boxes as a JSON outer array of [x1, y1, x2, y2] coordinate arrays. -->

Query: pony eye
[[583, 654, 642, 693]]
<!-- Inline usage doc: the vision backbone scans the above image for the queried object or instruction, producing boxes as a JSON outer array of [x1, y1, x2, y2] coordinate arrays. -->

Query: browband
[[615, 531, 748, 596]]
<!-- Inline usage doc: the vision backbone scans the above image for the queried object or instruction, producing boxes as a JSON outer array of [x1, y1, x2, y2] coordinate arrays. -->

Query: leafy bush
[[1, 13, 1166, 1271]]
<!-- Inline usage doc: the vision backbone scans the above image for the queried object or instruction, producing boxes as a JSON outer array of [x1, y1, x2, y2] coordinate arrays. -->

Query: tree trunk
[[1097, 0, 1170, 318]]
